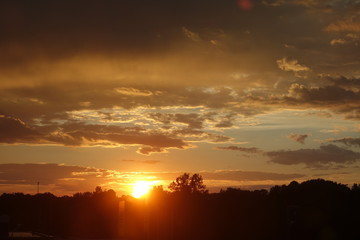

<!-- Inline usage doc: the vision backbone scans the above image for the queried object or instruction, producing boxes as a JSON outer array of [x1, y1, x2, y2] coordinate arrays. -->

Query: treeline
[[1, 178, 360, 240]]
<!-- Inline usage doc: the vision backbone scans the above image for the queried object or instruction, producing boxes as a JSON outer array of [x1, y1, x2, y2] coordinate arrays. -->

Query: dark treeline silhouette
[[1, 175, 360, 240]]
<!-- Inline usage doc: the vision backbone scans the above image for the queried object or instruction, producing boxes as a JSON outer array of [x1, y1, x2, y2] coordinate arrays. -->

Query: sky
[[0, 0, 359, 196]]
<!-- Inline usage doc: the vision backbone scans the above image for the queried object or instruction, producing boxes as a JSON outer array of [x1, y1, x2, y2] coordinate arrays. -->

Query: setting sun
[[132, 181, 157, 198]]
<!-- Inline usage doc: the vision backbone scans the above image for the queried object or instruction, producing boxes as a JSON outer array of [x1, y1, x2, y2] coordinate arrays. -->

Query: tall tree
[[168, 173, 207, 194]]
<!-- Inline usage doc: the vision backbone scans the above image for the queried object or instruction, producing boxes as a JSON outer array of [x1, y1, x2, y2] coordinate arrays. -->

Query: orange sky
[[0, 0, 359, 196]]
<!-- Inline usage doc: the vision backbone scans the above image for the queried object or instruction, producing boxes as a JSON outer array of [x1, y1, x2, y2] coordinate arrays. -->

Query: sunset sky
[[1, 0, 359, 196]]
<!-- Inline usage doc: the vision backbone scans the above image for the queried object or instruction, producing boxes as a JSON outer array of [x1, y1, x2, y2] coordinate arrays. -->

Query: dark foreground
[[1, 179, 360, 240]]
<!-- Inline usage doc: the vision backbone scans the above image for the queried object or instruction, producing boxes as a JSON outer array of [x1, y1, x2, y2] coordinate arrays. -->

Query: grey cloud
[[324, 76, 360, 89], [0, 115, 42, 143], [286, 83, 360, 103], [0, 163, 108, 186], [137, 146, 166, 155], [288, 133, 309, 144], [144, 169, 304, 182], [265, 82, 360, 119], [0, 115, 190, 154], [219, 143, 360, 168], [0, 84, 237, 123], [215, 113, 237, 128], [267, 144, 360, 168], [330, 137, 360, 147], [148, 111, 237, 130], [201, 170, 304, 181], [173, 128, 232, 143], [0, 0, 343, 77], [148, 113, 205, 129], [216, 146, 262, 154]]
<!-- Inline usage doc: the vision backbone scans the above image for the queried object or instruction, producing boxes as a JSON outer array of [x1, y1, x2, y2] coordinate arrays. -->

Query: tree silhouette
[[168, 173, 208, 194]]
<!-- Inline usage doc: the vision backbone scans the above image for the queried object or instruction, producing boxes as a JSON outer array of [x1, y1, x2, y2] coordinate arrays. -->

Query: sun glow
[[132, 181, 157, 198]]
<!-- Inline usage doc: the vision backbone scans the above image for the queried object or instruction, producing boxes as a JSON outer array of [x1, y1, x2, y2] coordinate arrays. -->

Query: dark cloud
[[330, 137, 360, 147], [0, 0, 352, 78], [0, 115, 41, 143], [201, 170, 305, 181], [267, 144, 360, 168], [265, 81, 360, 120], [288, 133, 309, 144], [148, 113, 205, 129], [214, 113, 237, 128], [0, 163, 305, 195], [137, 146, 166, 155], [172, 128, 232, 143], [286, 84, 360, 103], [0, 115, 189, 155], [325, 76, 360, 89], [0, 163, 97, 185], [216, 145, 262, 154], [0, 84, 237, 123], [0, 0, 359, 158], [143, 169, 304, 182]]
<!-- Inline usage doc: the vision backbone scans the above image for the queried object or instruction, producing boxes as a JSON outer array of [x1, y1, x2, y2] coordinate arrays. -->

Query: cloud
[[148, 113, 205, 129], [277, 57, 310, 72], [320, 126, 348, 134], [137, 146, 167, 155], [0, 164, 305, 195], [325, 19, 360, 32], [330, 137, 360, 147], [115, 87, 160, 96], [0, 0, 359, 157], [0, 115, 42, 143], [286, 83, 360, 103], [273, 80, 360, 120], [130, 168, 306, 183], [201, 170, 304, 181], [288, 133, 309, 144], [0, 163, 120, 195], [330, 38, 347, 45], [267, 144, 360, 168], [182, 27, 201, 42], [216, 146, 262, 154], [173, 128, 233, 143], [324, 76, 360, 89], [0, 115, 190, 155], [214, 113, 237, 128]]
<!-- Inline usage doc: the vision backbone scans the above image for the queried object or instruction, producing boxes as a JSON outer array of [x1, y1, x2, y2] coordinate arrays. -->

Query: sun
[[132, 181, 155, 198]]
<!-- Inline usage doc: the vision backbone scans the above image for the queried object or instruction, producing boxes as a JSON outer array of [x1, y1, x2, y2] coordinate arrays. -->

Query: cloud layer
[[0, 1, 359, 191], [0, 163, 305, 195], [218, 143, 360, 169], [267, 144, 360, 168]]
